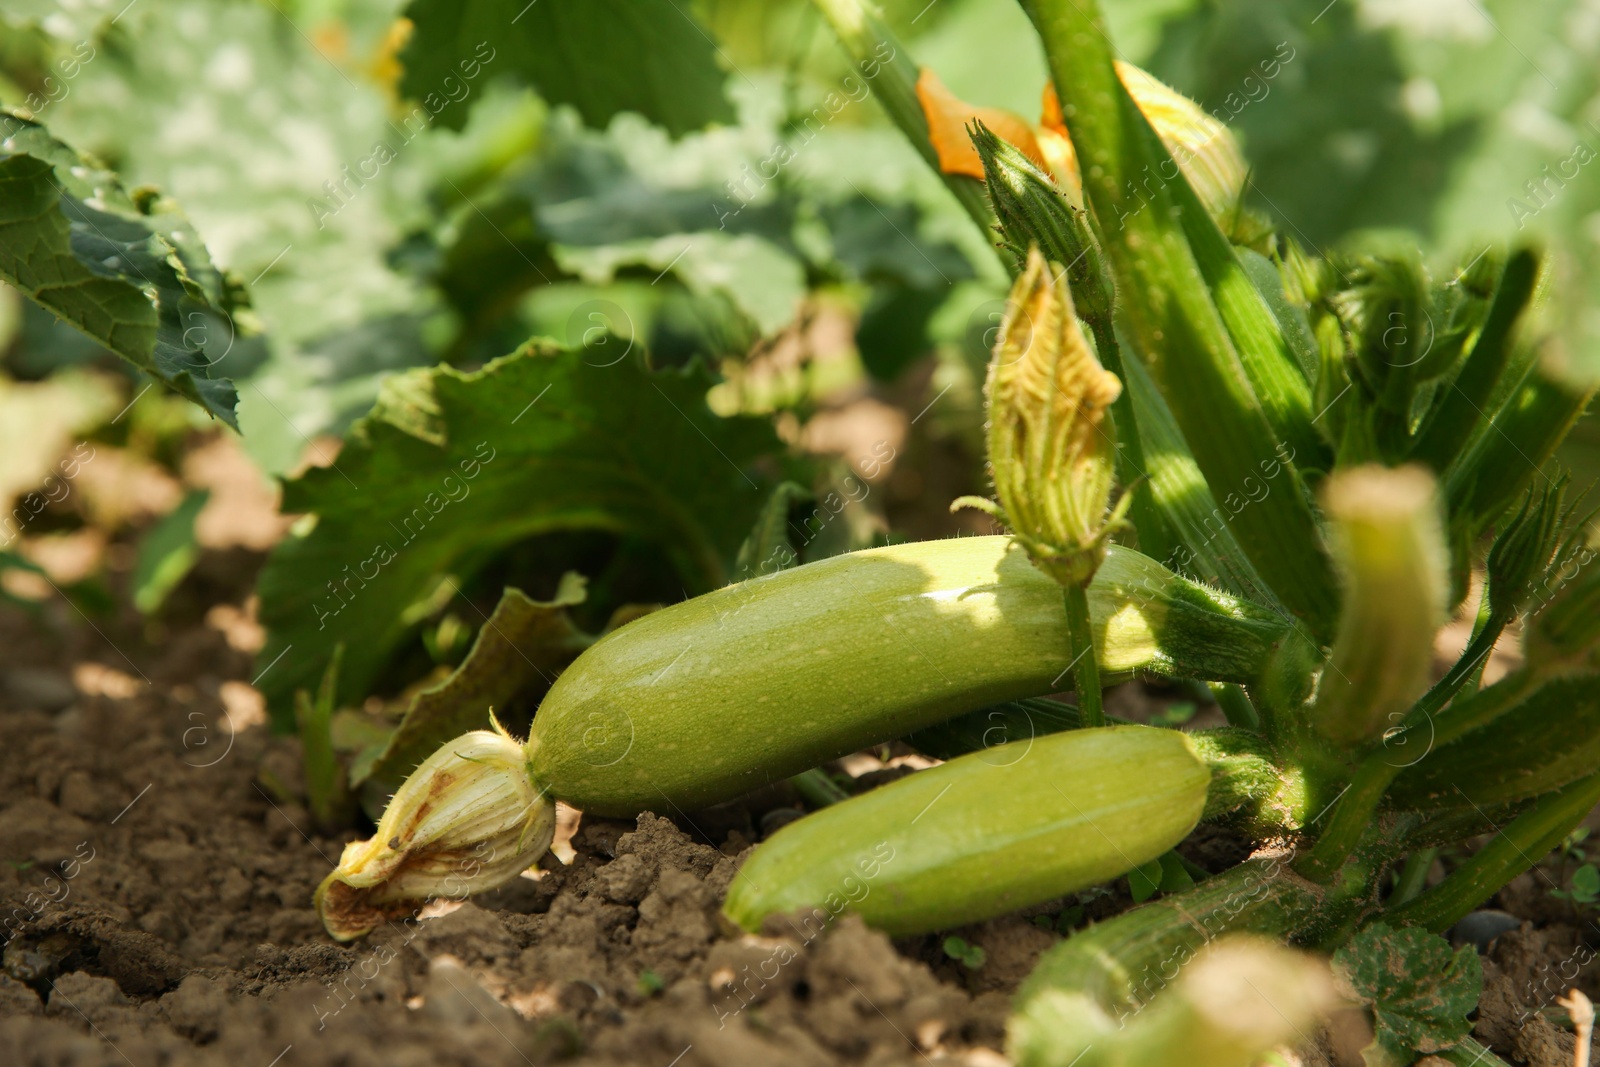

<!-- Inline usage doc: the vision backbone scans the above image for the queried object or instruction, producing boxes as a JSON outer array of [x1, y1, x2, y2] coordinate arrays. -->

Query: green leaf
[[1333, 921, 1483, 1059], [255, 340, 801, 723], [733, 481, 812, 581], [296, 644, 354, 831], [1128, 857, 1164, 902], [358, 577, 594, 788], [0, 112, 239, 425], [400, 0, 735, 135], [130, 489, 209, 615]]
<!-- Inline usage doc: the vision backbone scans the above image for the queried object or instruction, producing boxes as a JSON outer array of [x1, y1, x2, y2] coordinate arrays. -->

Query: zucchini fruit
[[531, 535, 1288, 814], [319, 535, 1283, 938], [722, 726, 1210, 936]]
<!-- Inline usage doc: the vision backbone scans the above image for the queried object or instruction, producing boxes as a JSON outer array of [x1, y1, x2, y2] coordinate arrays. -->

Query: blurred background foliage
[[2, 0, 1598, 702]]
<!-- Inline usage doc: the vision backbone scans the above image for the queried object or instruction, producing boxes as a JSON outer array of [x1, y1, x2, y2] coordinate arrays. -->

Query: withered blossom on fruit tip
[[315, 724, 553, 941]]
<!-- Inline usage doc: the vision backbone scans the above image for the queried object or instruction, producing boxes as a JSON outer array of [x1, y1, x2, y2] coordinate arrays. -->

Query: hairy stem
[[1387, 773, 1600, 932], [1389, 848, 1436, 906], [1296, 757, 1402, 883], [1064, 583, 1104, 727]]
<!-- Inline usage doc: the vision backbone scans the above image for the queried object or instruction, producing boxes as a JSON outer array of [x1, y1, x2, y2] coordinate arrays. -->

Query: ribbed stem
[[1296, 757, 1402, 883], [1388, 773, 1600, 932], [789, 767, 850, 807], [1013, 856, 1327, 1021], [1437, 1039, 1515, 1067], [1389, 848, 1436, 906], [1445, 365, 1595, 534], [1412, 250, 1539, 471], [1017, 0, 1339, 637], [1064, 583, 1104, 727]]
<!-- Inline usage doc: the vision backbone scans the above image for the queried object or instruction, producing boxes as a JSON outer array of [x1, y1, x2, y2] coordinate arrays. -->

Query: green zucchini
[[319, 535, 1286, 938], [530, 535, 1289, 814], [721, 726, 1210, 936]]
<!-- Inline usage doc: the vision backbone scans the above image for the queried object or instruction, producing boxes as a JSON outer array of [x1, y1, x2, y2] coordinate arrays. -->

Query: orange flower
[[917, 64, 1246, 221]]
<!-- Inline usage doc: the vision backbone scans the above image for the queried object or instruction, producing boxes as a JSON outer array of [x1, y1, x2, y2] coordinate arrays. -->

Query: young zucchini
[[531, 534, 1288, 815], [319, 535, 1286, 938], [721, 726, 1210, 936]]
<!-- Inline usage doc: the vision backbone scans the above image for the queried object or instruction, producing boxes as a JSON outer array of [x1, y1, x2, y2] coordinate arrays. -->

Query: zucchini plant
[[293, 1, 1600, 1064]]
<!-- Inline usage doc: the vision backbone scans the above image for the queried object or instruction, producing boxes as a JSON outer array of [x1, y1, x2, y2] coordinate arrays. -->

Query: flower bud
[[315, 728, 554, 941], [963, 245, 1126, 587], [1313, 464, 1449, 745]]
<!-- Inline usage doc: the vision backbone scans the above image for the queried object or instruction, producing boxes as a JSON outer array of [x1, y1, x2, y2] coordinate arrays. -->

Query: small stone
[[420, 956, 522, 1029], [1451, 910, 1522, 952]]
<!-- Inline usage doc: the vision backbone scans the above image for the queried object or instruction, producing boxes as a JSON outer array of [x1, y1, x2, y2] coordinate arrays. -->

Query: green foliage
[[255, 340, 803, 724], [297, 645, 356, 831], [357, 576, 594, 789], [1333, 922, 1483, 1064], [130, 489, 208, 615], [400, 0, 735, 135], [942, 936, 987, 969], [1550, 828, 1600, 905], [0, 113, 239, 424]]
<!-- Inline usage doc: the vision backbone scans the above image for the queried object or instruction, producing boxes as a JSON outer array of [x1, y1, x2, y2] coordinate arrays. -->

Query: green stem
[[808, 0, 996, 241], [1013, 856, 1329, 1021], [1388, 772, 1600, 932], [1428, 667, 1538, 751], [1296, 757, 1402, 883], [1064, 583, 1104, 727], [789, 767, 850, 807], [1211, 683, 1261, 730], [1436, 1039, 1515, 1067], [1390, 848, 1436, 906], [1445, 365, 1595, 534], [1018, 0, 1339, 638], [1412, 250, 1540, 472], [1415, 607, 1510, 722]]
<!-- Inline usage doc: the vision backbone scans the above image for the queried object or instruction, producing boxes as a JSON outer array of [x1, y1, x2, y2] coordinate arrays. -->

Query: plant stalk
[[1412, 250, 1540, 472], [1445, 364, 1595, 534], [789, 767, 850, 807], [1387, 772, 1600, 932], [808, 0, 995, 240], [1064, 583, 1104, 727], [1017, 0, 1340, 638], [1296, 757, 1402, 883], [1389, 848, 1436, 906], [1011, 855, 1333, 1029]]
